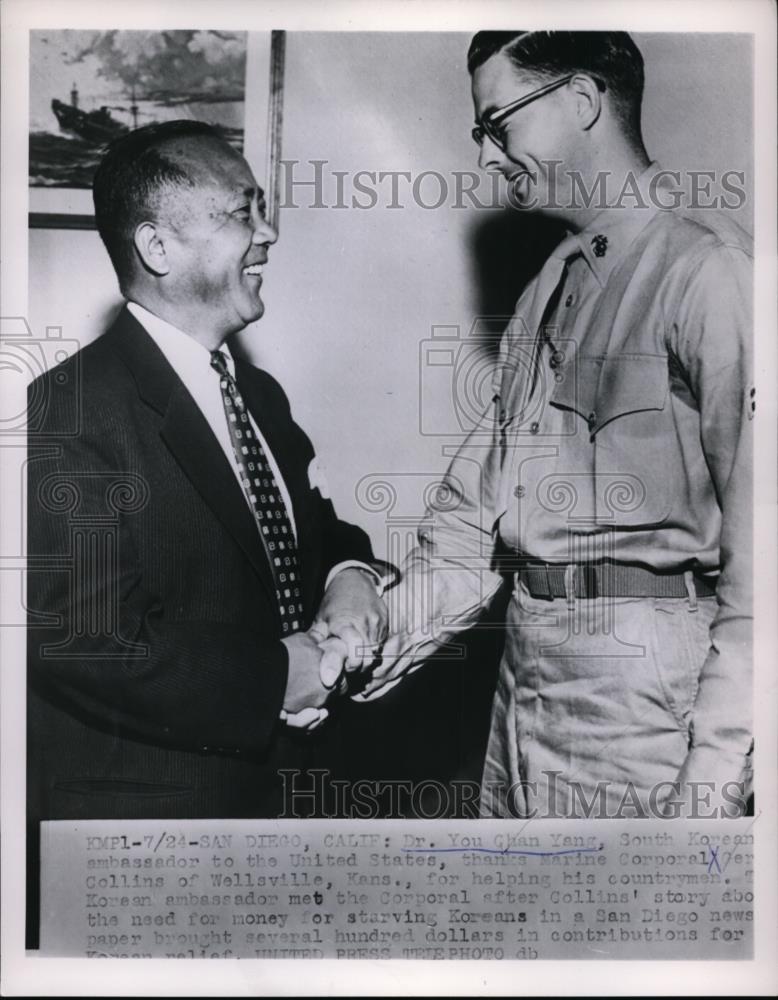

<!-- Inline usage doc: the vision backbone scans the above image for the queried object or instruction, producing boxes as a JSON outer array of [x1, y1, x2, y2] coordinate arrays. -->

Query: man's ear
[[133, 221, 171, 277], [569, 73, 602, 131]]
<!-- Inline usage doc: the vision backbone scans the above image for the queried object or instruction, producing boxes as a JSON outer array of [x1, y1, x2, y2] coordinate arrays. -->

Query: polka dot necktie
[[210, 350, 304, 634]]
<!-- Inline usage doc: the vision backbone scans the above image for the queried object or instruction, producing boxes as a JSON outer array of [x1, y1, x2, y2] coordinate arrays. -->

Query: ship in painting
[[33, 79, 244, 189], [51, 84, 138, 144]]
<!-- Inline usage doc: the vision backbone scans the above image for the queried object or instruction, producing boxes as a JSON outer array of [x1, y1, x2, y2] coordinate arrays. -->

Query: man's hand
[[310, 632, 351, 692], [281, 632, 332, 715], [281, 630, 350, 731], [311, 568, 388, 671]]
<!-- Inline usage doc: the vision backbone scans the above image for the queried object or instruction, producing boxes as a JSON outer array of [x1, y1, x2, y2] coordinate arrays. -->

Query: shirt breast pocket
[[548, 352, 667, 433], [589, 353, 673, 524], [551, 353, 668, 527], [590, 353, 668, 436]]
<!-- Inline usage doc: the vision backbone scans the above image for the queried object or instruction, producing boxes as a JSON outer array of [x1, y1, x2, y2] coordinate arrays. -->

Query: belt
[[516, 562, 718, 600]]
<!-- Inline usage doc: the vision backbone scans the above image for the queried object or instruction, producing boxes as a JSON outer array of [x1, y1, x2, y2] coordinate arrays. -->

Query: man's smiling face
[[472, 51, 581, 213], [158, 136, 278, 339]]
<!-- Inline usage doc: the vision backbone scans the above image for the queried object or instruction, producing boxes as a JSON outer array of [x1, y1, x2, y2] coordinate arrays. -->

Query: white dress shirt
[[127, 302, 297, 538], [127, 302, 390, 593]]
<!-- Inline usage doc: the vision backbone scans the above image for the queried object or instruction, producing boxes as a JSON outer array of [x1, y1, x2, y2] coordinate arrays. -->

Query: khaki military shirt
[[370, 173, 753, 788]]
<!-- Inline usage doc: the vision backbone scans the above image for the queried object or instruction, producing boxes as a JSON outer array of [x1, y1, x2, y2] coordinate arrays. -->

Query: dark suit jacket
[[26, 306, 373, 824]]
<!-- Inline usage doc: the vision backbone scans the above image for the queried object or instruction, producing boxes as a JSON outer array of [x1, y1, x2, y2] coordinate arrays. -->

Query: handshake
[[279, 566, 394, 731]]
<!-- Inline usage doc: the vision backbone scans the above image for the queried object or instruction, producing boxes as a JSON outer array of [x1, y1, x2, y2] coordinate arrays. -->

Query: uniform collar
[[566, 161, 665, 287]]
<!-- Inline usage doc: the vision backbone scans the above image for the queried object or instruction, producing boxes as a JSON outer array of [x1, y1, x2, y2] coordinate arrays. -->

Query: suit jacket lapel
[[105, 309, 279, 610], [159, 386, 280, 604]]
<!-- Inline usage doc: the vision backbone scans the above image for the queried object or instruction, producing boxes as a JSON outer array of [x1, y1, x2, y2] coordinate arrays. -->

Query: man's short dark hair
[[92, 119, 226, 293], [467, 31, 645, 144]]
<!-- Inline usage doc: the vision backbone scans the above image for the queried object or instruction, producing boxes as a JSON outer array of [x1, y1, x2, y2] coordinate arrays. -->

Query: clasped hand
[[281, 568, 388, 730]]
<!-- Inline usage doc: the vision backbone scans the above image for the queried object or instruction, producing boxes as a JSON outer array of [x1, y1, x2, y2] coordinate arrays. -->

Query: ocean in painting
[[30, 30, 246, 189]]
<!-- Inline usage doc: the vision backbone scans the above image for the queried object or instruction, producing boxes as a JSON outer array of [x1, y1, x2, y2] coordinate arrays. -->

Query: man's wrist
[[325, 560, 396, 597]]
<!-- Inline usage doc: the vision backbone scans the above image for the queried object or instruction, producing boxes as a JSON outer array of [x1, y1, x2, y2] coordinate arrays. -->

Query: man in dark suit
[[26, 120, 386, 853]]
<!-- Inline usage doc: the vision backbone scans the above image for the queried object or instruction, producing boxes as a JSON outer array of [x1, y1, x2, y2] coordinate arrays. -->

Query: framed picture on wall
[[28, 29, 248, 229]]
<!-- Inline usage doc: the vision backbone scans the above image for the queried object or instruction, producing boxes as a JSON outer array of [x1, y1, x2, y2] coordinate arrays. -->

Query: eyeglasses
[[472, 74, 575, 150]]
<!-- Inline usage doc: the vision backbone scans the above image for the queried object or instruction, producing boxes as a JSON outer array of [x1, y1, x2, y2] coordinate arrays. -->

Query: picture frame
[[3, 1, 776, 996], [28, 28, 250, 229]]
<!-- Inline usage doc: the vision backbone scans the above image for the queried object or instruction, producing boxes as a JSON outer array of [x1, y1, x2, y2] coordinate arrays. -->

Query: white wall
[[28, 32, 753, 553]]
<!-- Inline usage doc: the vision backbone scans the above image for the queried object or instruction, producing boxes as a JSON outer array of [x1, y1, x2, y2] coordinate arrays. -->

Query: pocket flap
[[548, 352, 597, 422], [594, 354, 668, 433], [550, 353, 667, 435]]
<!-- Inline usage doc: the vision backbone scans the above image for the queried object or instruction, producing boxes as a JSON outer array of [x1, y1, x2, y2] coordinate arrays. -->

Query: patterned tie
[[210, 350, 304, 634]]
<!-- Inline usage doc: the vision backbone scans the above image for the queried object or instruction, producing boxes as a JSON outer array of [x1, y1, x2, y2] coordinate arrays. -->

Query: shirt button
[[549, 350, 565, 369], [565, 294, 574, 307], [529, 421, 540, 435], [587, 411, 597, 430], [513, 485, 526, 498]]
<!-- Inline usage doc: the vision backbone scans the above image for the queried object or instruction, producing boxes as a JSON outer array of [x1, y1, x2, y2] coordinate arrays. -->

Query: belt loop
[[684, 570, 698, 612], [564, 564, 576, 611]]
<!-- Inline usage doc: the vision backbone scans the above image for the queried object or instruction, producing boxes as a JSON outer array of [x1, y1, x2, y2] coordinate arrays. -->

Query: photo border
[[2, 0, 776, 996]]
